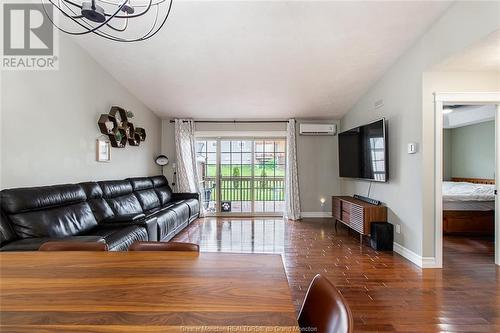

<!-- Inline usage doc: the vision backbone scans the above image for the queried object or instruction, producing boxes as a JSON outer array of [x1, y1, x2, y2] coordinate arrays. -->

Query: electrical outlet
[[395, 224, 401, 234]]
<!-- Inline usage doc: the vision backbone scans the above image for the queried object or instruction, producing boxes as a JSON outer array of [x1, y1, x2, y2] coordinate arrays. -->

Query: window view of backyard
[[196, 139, 286, 215]]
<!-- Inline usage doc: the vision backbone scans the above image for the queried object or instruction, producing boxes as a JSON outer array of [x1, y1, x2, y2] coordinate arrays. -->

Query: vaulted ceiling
[[74, 1, 452, 119], [433, 30, 500, 72]]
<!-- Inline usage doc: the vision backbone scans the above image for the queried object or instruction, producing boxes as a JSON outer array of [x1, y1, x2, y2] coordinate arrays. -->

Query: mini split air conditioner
[[299, 123, 337, 135]]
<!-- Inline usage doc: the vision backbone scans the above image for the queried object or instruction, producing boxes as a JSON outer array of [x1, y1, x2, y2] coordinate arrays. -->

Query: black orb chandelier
[[41, 0, 173, 42]]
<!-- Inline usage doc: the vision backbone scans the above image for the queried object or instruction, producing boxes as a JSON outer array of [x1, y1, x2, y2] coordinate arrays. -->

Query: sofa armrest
[[172, 192, 199, 201], [143, 216, 158, 241], [102, 213, 145, 223], [99, 214, 157, 241]]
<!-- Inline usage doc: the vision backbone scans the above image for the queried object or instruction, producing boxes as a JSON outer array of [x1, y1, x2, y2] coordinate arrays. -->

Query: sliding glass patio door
[[196, 138, 285, 216]]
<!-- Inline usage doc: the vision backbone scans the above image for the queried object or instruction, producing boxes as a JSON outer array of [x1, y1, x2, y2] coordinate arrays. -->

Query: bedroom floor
[[444, 234, 495, 265], [174, 217, 499, 332]]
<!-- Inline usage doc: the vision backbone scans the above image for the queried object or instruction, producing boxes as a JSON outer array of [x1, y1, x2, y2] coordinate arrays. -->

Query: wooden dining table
[[0, 251, 300, 332]]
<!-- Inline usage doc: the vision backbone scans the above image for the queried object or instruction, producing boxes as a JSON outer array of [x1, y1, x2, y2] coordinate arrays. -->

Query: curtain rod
[[168, 120, 291, 124]]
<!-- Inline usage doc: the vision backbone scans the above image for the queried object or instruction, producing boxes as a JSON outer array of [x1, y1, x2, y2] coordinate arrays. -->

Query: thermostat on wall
[[407, 142, 417, 154]]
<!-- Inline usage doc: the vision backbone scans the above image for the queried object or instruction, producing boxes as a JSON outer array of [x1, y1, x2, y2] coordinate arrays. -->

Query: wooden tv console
[[332, 196, 388, 245]]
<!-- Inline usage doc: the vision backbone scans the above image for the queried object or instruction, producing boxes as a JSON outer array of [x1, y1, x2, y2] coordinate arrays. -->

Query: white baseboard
[[393, 242, 438, 268], [300, 212, 333, 218], [421, 257, 440, 268], [393, 242, 421, 267]]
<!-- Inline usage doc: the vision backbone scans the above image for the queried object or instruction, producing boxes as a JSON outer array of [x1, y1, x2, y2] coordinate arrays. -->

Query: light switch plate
[[407, 142, 417, 154]]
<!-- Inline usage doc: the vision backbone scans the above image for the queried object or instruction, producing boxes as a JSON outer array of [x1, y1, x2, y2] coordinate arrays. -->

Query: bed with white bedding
[[442, 181, 495, 202], [442, 178, 495, 235]]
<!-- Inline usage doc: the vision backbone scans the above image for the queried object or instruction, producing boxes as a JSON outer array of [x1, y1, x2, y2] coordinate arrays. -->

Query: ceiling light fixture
[[41, 0, 173, 42]]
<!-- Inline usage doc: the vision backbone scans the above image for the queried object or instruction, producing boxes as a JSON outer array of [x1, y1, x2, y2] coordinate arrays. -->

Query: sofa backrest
[[128, 177, 161, 212], [0, 184, 98, 239], [79, 182, 115, 222], [150, 176, 173, 206], [98, 180, 144, 216]]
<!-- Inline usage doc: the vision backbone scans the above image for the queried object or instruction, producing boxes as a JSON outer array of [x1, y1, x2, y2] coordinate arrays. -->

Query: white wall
[[161, 119, 341, 215], [340, 1, 500, 259], [296, 119, 340, 215], [1, 35, 162, 189], [422, 71, 500, 256]]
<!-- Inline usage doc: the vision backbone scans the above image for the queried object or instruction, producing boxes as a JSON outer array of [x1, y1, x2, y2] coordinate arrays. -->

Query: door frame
[[434, 92, 500, 267], [195, 136, 286, 217]]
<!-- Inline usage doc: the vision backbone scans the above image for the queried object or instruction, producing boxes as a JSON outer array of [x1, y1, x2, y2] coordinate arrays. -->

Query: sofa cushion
[[144, 207, 161, 216], [155, 186, 173, 206], [87, 198, 115, 222], [135, 189, 161, 211], [150, 176, 168, 187], [88, 225, 147, 251], [127, 177, 154, 191], [98, 180, 143, 217], [155, 209, 178, 241], [79, 182, 114, 222], [79, 182, 103, 199], [150, 176, 173, 206], [166, 202, 190, 228], [184, 199, 200, 220], [0, 211, 17, 246], [8, 202, 98, 239], [106, 194, 143, 216], [98, 180, 133, 198], [0, 235, 105, 252], [0, 184, 86, 214], [101, 213, 145, 223]]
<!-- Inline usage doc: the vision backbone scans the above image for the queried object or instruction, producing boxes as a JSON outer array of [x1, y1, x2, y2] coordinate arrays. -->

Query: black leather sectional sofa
[[0, 176, 199, 251]]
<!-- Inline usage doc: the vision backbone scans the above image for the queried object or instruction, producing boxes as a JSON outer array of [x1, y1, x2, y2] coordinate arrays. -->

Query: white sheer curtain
[[174, 119, 204, 215], [284, 119, 301, 220]]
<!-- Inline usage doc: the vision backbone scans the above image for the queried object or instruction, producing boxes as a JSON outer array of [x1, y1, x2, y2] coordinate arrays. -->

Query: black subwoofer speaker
[[370, 222, 393, 251]]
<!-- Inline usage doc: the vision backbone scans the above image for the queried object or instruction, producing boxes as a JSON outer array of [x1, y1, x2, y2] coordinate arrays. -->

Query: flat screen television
[[338, 119, 388, 182]]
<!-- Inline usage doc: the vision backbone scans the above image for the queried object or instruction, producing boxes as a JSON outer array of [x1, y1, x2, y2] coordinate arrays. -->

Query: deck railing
[[202, 177, 285, 202]]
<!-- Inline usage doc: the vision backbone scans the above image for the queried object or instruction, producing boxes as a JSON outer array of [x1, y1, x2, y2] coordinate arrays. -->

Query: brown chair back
[[129, 241, 200, 252], [298, 274, 353, 333], [39, 241, 108, 251]]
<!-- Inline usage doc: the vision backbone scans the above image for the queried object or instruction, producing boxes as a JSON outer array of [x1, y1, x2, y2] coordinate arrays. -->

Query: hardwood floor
[[173, 217, 499, 332]]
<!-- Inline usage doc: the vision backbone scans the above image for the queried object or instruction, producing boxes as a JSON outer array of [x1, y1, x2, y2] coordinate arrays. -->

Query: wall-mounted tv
[[338, 119, 388, 182]]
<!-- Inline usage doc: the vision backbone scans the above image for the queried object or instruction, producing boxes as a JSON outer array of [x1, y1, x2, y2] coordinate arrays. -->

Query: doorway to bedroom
[[435, 93, 500, 268], [441, 104, 496, 263]]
